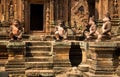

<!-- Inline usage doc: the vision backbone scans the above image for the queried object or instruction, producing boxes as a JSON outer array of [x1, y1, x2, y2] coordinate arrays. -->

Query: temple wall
[[0, 0, 120, 34], [71, 0, 89, 28]]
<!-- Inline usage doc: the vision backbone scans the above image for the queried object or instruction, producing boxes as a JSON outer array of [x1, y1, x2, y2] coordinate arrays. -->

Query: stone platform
[[0, 41, 119, 77]]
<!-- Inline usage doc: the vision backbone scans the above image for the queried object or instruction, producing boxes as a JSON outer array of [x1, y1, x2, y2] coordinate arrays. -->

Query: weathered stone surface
[[89, 42, 117, 48], [84, 72, 115, 77], [84, 42, 118, 77], [0, 41, 119, 77], [0, 42, 8, 59], [78, 64, 89, 72]]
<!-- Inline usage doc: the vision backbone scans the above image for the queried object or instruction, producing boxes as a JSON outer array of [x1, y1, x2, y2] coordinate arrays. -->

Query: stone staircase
[[25, 41, 54, 77], [5, 59, 25, 75]]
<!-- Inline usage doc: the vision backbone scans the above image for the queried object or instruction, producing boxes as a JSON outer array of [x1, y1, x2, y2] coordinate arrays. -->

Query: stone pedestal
[[84, 42, 117, 77], [7, 41, 26, 60], [53, 42, 71, 74]]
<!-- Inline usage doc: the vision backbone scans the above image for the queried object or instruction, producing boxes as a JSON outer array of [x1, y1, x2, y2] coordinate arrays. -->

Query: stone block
[[83, 72, 115, 77], [89, 68, 115, 74], [78, 64, 89, 72]]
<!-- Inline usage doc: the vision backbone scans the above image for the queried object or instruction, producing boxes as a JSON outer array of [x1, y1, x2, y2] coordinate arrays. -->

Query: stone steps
[[6, 68, 25, 71], [26, 41, 52, 46], [26, 57, 53, 62], [26, 69, 54, 77], [6, 70, 25, 74], [6, 69, 25, 74], [5, 65, 25, 68], [26, 51, 51, 57], [25, 62, 53, 69], [5, 59, 25, 75], [27, 46, 51, 51], [54, 63, 71, 67], [25, 41, 54, 76]]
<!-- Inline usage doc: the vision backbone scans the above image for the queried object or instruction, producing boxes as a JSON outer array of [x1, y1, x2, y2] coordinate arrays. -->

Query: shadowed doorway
[[30, 4, 44, 31]]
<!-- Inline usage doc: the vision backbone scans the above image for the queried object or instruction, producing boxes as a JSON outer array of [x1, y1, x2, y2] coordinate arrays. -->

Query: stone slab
[[89, 42, 117, 48], [83, 72, 115, 77]]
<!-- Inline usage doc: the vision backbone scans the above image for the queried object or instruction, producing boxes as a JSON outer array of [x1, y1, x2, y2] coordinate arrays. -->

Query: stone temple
[[0, 0, 120, 77]]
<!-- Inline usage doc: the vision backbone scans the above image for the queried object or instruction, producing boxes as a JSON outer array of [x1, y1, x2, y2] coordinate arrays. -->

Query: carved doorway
[[30, 4, 44, 31], [24, 0, 46, 34]]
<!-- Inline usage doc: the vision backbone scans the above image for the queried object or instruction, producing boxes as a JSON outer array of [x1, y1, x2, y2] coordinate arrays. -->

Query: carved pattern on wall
[[8, 0, 14, 21], [46, 1, 50, 33], [21, 0, 25, 24], [71, 0, 88, 28], [113, 0, 119, 18]]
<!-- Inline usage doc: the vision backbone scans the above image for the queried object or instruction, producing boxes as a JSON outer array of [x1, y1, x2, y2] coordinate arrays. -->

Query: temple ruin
[[0, 0, 120, 77]]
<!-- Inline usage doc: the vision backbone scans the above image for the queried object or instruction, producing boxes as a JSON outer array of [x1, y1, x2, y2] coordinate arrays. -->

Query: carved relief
[[71, 0, 89, 29], [113, 0, 119, 18], [8, 0, 14, 21]]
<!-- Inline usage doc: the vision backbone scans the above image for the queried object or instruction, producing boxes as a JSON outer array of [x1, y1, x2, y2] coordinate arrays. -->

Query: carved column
[[113, 0, 119, 18], [50, 0, 54, 24], [8, 0, 14, 21], [3, 0, 6, 20], [21, 0, 25, 27], [24, 0, 29, 33], [0, 0, 4, 21], [45, 0, 50, 33], [84, 42, 117, 77], [50, 0, 54, 34], [63, 0, 69, 24], [98, 0, 103, 20]]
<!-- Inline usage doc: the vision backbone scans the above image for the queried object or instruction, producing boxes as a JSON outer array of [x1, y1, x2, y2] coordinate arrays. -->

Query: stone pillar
[[116, 42, 120, 76], [53, 42, 71, 75], [50, 0, 55, 34], [78, 42, 89, 73], [14, 0, 17, 19], [24, 0, 29, 33], [84, 42, 117, 77], [95, 0, 99, 19], [45, 0, 50, 34], [50, 0, 54, 24], [21, 0, 25, 22], [98, 0, 103, 20]]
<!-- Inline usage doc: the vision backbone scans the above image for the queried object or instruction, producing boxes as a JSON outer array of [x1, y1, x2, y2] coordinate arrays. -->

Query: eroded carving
[[96, 13, 112, 42], [113, 0, 119, 18]]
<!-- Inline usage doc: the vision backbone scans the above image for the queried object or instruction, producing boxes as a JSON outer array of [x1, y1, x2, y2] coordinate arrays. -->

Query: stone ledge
[[83, 72, 116, 77], [89, 42, 117, 48]]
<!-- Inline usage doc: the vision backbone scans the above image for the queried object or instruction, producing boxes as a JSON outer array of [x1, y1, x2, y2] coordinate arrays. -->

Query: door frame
[[25, 0, 46, 34]]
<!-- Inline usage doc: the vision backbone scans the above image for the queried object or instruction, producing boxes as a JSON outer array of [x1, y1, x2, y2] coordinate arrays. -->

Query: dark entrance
[[87, 0, 95, 17], [69, 42, 82, 66], [30, 4, 43, 31]]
